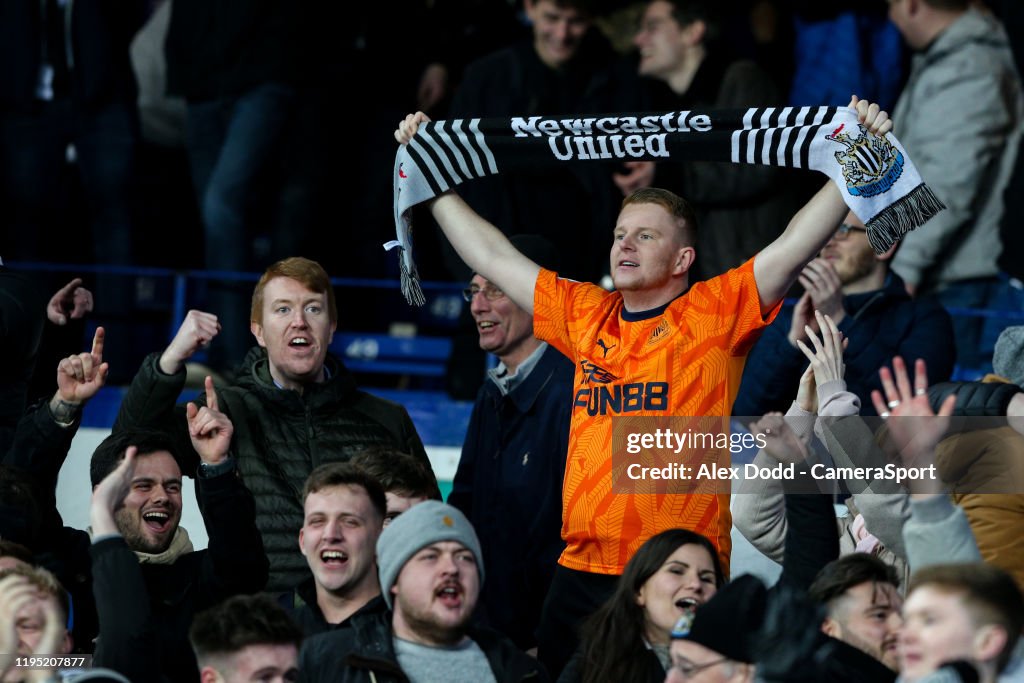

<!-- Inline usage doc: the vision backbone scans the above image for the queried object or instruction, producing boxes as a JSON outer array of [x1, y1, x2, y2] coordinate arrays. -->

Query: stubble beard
[[395, 593, 470, 646]]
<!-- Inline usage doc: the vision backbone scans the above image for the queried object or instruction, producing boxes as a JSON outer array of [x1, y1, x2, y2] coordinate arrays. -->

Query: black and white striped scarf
[[390, 106, 944, 305]]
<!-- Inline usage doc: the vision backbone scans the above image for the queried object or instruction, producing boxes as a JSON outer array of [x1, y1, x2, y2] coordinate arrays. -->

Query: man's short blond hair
[[621, 187, 698, 248]]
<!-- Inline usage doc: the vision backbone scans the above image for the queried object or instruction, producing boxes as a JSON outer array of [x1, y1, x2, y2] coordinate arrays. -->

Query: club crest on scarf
[[826, 123, 905, 198], [671, 609, 697, 639]]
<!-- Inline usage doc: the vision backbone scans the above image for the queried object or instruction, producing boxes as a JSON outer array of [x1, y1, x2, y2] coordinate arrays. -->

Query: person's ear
[[673, 246, 696, 276], [876, 240, 899, 262], [821, 617, 840, 638], [683, 19, 706, 46], [974, 624, 1008, 665], [199, 667, 224, 683], [250, 321, 266, 348]]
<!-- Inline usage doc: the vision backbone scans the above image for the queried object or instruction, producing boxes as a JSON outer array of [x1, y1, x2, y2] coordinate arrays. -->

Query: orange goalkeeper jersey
[[533, 257, 780, 576]]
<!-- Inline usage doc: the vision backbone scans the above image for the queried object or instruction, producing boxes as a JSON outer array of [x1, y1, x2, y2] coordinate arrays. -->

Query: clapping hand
[[797, 259, 845, 325], [90, 446, 138, 536], [792, 311, 849, 419], [751, 412, 810, 466]]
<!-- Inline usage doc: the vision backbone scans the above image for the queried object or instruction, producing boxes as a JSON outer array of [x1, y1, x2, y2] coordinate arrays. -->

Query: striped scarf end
[[865, 183, 946, 254]]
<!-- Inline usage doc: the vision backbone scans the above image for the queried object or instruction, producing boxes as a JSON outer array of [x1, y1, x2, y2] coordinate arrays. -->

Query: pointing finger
[[91, 326, 105, 362], [205, 376, 218, 412]]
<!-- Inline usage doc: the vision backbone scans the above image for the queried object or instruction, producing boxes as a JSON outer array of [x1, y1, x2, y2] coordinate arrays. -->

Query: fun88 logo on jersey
[[573, 360, 669, 416]]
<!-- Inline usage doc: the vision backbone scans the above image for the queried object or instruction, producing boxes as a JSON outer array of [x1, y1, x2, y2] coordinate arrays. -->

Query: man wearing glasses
[[448, 234, 574, 655], [665, 576, 761, 683], [734, 211, 955, 417]]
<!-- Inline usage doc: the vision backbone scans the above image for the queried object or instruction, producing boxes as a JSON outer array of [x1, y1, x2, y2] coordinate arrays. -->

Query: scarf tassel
[[398, 247, 426, 307], [865, 183, 946, 254]]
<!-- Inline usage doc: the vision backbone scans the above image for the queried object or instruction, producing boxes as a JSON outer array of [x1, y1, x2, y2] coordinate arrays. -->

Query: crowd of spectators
[[2, 1, 1024, 682]]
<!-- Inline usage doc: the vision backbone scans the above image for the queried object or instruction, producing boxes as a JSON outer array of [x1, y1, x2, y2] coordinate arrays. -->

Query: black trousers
[[536, 564, 619, 681]]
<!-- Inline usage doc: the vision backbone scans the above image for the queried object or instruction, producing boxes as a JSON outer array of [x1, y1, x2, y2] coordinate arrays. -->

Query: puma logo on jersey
[[596, 338, 616, 357]]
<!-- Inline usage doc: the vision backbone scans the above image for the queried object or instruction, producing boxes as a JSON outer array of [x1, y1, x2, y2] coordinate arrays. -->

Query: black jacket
[[115, 348, 428, 591], [277, 579, 386, 638], [298, 609, 549, 683], [90, 467, 268, 683], [928, 380, 1022, 417], [735, 272, 955, 417], [2, 399, 98, 653], [448, 345, 572, 649], [0, 269, 46, 455]]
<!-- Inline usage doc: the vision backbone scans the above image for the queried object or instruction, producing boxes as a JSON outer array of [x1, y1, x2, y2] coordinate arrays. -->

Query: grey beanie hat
[[993, 325, 1024, 386], [376, 500, 484, 610]]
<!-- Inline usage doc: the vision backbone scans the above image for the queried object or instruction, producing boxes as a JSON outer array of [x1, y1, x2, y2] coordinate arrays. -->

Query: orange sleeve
[[533, 269, 609, 362], [692, 257, 782, 356]]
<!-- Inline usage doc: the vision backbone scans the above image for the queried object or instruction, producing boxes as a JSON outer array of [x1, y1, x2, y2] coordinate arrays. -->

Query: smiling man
[[281, 463, 387, 636], [299, 501, 549, 683], [88, 425, 268, 683], [808, 554, 903, 673], [114, 256, 428, 591], [448, 234, 572, 651]]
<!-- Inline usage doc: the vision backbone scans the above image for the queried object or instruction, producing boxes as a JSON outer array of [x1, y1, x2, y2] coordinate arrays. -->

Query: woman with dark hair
[[558, 528, 725, 683]]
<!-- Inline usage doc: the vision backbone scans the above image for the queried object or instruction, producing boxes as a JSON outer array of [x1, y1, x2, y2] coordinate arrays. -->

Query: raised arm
[[113, 312, 217, 475], [4, 327, 108, 538], [396, 112, 540, 313], [189, 379, 269, 597], [754, 98, 892, 314], [89, 448, 159, 683]]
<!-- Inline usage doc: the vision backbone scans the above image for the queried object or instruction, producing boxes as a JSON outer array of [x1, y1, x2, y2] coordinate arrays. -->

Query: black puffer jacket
[[928, 380, 1022, 417], [115, 348, 428, 591], [298, 609, 549, 683]]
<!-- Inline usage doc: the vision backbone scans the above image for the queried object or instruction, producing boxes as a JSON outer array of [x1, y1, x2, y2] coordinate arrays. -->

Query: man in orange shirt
[[395, 97, 891, 677]]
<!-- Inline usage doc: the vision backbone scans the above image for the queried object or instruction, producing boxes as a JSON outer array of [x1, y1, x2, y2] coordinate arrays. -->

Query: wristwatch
[[198, 458, 236, 479]]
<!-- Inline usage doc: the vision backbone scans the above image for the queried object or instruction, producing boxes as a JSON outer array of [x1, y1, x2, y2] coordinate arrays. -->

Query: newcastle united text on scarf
[[511, 111, 712, 161]]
